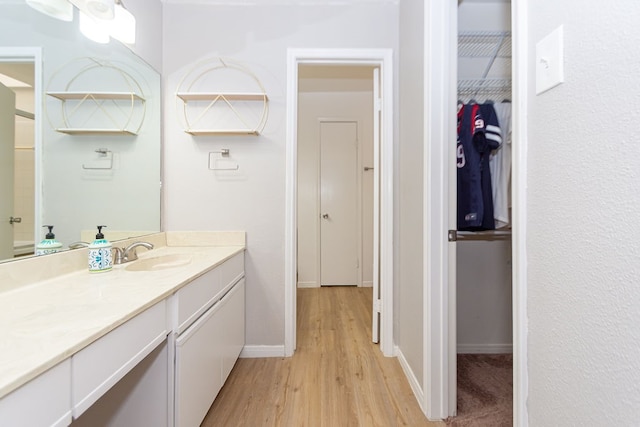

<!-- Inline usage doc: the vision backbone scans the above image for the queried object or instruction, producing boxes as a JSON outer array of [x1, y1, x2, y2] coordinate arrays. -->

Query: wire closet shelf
[[458, 31, 511, 103]]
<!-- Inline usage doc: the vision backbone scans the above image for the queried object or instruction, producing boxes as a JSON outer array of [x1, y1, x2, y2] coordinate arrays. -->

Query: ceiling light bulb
[[79, 10, 110, 44], [26, 0, 74, 22]]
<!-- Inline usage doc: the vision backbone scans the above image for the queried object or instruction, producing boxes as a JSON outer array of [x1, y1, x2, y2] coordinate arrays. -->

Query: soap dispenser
[[35, 225, 63, 256], [88, 225, 112, 273]]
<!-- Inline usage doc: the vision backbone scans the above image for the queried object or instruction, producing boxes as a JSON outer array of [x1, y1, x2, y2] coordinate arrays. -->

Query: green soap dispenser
[[35, 225, 63, 256], [88, 225, 112, 273]]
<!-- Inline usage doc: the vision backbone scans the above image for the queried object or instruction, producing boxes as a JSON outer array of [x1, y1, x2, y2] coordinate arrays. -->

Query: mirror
[[0, 1, 161, 263]]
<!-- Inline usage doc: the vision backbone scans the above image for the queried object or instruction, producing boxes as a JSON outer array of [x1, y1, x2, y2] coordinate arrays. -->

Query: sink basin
[[125, 254, 192, 272]]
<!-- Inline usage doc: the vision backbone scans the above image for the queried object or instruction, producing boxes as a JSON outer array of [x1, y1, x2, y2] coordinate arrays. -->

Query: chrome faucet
[[112, 241, 154, 265]]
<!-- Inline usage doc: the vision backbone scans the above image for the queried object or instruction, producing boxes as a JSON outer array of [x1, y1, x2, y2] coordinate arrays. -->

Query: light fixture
[[69, 0, 114, 20], [109, 0, 135, 44], [25, 0, 74, 22], [85, 0, 114, 19], [79, 10, 110, 44]]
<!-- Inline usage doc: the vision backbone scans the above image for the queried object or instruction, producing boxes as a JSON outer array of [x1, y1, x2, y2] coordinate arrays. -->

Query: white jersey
[[490, 102, 512, 229]]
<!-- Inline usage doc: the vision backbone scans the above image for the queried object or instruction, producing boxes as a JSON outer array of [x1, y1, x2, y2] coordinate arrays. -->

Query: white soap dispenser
[[35, 225, 63, 256], [88, 225, 112, 273]]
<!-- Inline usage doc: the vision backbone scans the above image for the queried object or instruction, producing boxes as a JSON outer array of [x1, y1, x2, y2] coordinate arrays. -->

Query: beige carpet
[[445, 354, 513, 426]]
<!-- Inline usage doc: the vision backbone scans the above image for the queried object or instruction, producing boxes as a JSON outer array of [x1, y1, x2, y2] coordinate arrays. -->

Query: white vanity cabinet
[[0, 300, 168, 427], [173, 252, 245, 427], [0, 243, 245, 427], [0, 360, 71, 427]]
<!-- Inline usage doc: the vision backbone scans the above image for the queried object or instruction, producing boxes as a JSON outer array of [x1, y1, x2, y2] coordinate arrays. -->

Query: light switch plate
[[536, 25, 564, 95]]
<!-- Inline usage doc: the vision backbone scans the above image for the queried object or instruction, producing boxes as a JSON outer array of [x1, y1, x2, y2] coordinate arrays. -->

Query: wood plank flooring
[[201, 286, 443, 427]]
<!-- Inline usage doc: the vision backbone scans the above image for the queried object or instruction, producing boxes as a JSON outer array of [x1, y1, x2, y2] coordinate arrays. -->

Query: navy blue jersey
[[457, 103, 502, 231]]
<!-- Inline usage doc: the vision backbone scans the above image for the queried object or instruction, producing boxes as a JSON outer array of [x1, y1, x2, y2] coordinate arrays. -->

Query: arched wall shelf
[[46, 58, 147, 136], [176, 58, 269, 136]]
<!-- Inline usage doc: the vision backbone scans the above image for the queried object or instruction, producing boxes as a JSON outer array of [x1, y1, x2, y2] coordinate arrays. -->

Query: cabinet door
[[174, 280, 245, 427], [174, 295, 225, 427], [220, 278, 245, 382]]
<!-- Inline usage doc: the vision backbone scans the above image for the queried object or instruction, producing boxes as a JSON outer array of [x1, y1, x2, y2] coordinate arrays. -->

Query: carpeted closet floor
[[446, 354, 513, 426]]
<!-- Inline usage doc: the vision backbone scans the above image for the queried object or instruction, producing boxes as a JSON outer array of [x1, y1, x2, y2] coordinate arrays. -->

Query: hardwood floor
[[201, 287, 443, 427]]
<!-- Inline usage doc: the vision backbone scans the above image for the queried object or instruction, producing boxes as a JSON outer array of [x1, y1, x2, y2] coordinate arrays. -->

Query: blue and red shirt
[[457, 103, 502, 231]]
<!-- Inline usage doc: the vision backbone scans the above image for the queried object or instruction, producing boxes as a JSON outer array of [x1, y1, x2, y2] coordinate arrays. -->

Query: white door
[[371, 67, 381, 343], [319, 121, 358, 287], [0, 82, 16, 260]]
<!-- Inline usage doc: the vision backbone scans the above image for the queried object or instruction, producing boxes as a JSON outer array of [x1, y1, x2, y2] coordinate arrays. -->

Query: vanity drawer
[[0, 359, 71, 427], [174, 251, 244, 335], [219, 252, 244, 292], [71, 300, 167, 417]]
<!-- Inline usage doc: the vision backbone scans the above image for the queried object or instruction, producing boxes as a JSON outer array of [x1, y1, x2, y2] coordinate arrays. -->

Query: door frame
[[285, 48, 394, 357], [428, 1, 529, 423], [316, 119, 361, 288], [0, 47, 42, 253], [510, 1, 530, 425]]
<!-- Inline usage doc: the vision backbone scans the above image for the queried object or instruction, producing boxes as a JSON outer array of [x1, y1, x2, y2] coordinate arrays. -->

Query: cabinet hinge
[[448, 230, 458, 242]]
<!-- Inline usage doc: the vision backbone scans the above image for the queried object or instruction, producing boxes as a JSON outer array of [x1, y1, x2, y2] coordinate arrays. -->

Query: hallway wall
[[162, 2, 398, 349], [525, 1, 640, 424], [397, 0, 425, 392]]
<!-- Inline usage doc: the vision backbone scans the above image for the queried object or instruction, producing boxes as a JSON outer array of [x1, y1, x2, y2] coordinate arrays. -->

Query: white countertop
[[0, 240, 245, 399]]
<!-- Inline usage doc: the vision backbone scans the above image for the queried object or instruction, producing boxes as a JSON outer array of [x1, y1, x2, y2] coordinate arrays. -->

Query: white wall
[[397, 0, 424, 390], [526, 1, 640, 424], [126, 0, 163, 72], [297, 73, 374, 288], [456, 1, 512, 353], [162, 3, 398, 348]]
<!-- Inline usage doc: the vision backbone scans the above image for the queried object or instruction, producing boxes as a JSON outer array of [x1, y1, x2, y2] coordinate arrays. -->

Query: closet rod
[[453, 230, 511, 242]]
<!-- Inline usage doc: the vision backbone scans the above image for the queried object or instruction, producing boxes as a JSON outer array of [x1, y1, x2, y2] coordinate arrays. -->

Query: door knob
[[322, 213, 329, 219], [9, 216, 21, 224]]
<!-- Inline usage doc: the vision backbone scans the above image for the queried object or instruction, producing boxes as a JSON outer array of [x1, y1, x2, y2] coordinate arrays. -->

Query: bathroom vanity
[[0, 231, 245, 427]]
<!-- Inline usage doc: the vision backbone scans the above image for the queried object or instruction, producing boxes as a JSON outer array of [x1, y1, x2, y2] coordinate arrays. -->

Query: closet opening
[[449, 1, 513, 425]]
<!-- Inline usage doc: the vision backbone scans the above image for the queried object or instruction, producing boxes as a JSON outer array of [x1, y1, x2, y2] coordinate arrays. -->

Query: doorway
[[0, 50, 40, 261], [423, 0, 526, 423], [285, 49, 394, 357]]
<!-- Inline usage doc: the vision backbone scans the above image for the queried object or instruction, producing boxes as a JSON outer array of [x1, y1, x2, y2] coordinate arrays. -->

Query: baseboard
[[457, 344, 513, 354], [396, 346, 426, 415], [297, 281, 317, 288], [362, 281, 373, 288], [240, 345, 286, 358]]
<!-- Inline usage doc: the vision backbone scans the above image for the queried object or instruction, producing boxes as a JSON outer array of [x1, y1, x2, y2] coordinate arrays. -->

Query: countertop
[[0, 237, 245, 399]]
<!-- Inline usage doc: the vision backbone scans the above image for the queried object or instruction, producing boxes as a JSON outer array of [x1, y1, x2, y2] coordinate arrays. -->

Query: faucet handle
[[112, 247, 124, 264], [122, 241, 154, 263]]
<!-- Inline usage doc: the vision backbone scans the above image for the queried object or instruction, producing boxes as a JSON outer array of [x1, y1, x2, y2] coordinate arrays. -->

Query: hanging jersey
[[490, 102, 512, 229], [478, 103, 502, 230], [457, 103, 502, 231], [457, 104, 484, 229]]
